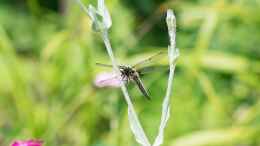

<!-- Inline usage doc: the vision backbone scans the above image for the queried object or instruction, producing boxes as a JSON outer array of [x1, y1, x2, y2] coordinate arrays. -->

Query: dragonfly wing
[[137, 65, 169, 76], [96, 63, 113, 68], [132, 51, 167, 69], [96, 63, 125, 68], [132, 74, 151, 100]]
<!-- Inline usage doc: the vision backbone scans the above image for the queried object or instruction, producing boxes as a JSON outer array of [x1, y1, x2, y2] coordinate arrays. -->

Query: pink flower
[[11, 140, 43, 146], [94, 72, 123, 88]]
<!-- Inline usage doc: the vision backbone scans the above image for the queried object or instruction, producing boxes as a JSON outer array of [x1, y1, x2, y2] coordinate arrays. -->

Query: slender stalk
[[102, 30, 151, 146], [76, 0, 89, 14], [153, 10, 179, 146]]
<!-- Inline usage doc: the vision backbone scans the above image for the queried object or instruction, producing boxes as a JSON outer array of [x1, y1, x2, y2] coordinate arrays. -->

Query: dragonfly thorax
[[119, 65, 138, 81]]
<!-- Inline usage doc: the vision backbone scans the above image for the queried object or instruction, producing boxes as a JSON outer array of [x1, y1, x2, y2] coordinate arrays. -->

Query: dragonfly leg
[[121, 74, 127, 82]]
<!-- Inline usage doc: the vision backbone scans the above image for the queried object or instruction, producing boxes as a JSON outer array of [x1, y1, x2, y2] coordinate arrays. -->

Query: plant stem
[[101, 30, 151, 146]]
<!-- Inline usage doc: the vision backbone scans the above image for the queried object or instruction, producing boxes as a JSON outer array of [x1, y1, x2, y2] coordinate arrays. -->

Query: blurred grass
[[0, 0, 260, 146]]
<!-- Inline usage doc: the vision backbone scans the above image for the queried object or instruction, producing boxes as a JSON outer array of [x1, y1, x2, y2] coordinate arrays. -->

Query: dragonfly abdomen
[[132, 74, 151, 100]]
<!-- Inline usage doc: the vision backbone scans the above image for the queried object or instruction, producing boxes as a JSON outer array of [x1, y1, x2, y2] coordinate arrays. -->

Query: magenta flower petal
[[94, 72, 123, 88], [11, 140, 43, 146]]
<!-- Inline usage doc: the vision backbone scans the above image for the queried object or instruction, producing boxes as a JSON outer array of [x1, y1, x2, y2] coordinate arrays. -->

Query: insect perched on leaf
[[96, 51, 167, 100]]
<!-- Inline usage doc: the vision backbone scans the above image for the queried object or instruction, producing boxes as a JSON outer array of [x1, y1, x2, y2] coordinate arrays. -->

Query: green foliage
[[0, 0, 260, 146]]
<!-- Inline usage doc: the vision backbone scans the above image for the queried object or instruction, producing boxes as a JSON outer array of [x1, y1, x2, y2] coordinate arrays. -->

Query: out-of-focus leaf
[[41, 31, 69, 61], [200, 52, 250, 73], [170, 128, 255, 146]]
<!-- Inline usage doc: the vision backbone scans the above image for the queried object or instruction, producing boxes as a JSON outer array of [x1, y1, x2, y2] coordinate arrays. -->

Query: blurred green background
[[0, 0, 260, 146]]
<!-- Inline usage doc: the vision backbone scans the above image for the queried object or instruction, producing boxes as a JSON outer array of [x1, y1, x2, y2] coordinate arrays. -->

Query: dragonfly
[[96, 51, 167, 100]]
